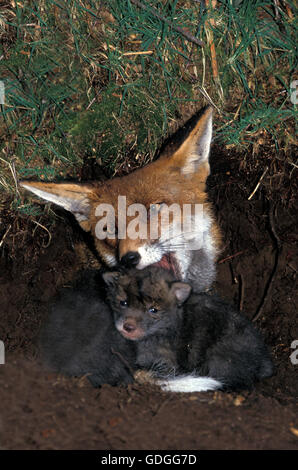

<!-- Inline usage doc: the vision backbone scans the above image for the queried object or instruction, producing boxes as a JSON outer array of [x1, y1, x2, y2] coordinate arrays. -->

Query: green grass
[[0, 0, 297, 213]]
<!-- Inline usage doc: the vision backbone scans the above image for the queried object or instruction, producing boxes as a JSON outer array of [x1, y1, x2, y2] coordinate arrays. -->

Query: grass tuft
[[0, 0, 296, 211]]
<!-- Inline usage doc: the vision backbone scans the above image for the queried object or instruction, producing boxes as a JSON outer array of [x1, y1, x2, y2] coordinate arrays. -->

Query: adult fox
[[21, 106, 220, 292]]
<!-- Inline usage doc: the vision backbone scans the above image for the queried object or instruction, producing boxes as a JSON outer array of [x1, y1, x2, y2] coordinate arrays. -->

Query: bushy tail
[[158, 374, 222, 393]]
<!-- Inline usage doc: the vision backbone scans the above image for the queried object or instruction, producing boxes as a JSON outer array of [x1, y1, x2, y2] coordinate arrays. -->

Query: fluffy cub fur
[[104, 266, 273, 392], [39, 270, 136, 387], [40, 266, 273, 393]]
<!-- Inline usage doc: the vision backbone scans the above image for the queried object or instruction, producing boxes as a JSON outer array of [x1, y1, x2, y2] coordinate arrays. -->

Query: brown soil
[[0, 145, 297, 450]]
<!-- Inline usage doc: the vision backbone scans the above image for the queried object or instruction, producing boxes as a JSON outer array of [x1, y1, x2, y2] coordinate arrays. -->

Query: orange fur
[[21, 107, 221, 276]]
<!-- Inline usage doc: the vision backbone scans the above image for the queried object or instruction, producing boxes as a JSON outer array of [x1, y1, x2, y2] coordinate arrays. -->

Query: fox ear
[[102, 271, 120, 287], [174, 106, 213, 176], [170, 282, 192, 304], [20, 181, 94, 231]]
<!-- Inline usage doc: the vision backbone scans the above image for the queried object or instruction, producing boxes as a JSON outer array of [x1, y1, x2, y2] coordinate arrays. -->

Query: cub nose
[[121, 251, 140, 267], [123, 322, 136, 333]]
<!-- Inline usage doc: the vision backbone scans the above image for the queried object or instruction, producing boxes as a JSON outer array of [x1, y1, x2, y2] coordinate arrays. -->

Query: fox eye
[[148, 306, 158, 314], [149, 203, 165, 216], [102, 226, 118, 237], [120, 300, 128, 307]]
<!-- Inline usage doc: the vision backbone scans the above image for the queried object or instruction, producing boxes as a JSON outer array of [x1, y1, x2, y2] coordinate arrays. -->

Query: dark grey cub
[[103, 266, 273, 392], [39, 270, 136, 387]]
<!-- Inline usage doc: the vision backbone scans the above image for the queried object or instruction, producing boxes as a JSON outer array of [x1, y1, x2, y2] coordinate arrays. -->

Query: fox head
[[21, 106, 220, 282], [103, 266, 191, 341]]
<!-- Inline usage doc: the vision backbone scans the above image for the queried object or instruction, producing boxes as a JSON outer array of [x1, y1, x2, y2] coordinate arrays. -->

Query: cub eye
[[120, 300, 128, 307], [148, 306, 158, 314]]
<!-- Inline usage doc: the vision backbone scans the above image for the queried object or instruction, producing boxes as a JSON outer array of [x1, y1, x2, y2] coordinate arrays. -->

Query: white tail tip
[[158, 375, 222, 393]]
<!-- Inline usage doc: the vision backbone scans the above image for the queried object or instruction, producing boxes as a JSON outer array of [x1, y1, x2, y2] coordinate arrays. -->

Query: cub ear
[[20, 181, 95, 231], [102, 271, 121, 287], [173, 106, 213, 176], [170, 282, 192, 304]]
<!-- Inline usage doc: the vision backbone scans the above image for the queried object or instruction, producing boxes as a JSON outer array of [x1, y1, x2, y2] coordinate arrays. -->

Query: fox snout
[[120, 251, 141, 268], [115, 316, 144, 341]]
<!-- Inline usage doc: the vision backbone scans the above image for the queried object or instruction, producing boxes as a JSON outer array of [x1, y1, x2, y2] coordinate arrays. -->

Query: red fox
[[21, 106, 221, 292]]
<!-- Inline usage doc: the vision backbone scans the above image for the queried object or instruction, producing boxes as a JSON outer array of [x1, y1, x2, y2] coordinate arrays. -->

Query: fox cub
[[103, 266, 274, 393], [39, 270, 137, 387], [40, 266, 273, 393]]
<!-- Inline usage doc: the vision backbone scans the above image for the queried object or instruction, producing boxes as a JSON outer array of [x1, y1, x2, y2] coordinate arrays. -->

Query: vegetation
[[0, 0, 297, 213]]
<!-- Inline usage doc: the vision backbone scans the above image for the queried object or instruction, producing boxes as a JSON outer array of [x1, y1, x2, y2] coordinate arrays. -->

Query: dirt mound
[[1, 356, 297, 450]]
